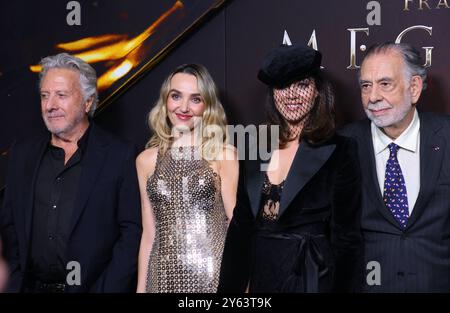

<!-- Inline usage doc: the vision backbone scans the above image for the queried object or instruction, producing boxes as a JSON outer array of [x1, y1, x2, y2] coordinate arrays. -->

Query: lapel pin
[[432, 146, 440, 151]]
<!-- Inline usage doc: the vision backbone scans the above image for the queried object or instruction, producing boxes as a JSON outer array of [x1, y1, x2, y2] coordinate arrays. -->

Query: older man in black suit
[[342, 42, 450, 292], [0, 53, 142, 292]]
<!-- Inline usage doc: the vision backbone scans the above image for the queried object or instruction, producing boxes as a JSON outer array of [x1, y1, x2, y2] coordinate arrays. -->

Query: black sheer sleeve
[[330, 137, 363, 292]]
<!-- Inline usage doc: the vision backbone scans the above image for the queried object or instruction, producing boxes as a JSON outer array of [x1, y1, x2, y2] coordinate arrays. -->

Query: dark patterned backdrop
[[1, 0, 449, 186]]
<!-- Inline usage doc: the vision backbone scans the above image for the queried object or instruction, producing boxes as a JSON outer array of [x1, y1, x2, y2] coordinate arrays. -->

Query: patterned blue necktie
[[383, 143, 409, 228]]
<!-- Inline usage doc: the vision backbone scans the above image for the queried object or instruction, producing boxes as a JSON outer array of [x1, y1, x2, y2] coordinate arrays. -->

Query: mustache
[[366, 101, 393, 111], [45, 112, 65, 118]]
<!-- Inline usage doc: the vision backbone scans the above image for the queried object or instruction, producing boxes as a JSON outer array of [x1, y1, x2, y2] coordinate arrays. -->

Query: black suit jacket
[[218, 135, 363, 292], [341, 111, 450, 292], [0, 123, 142, 292]]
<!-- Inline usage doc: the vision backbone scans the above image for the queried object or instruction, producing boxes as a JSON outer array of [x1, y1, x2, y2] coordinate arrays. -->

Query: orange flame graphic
[[30, 1, 184, 92]]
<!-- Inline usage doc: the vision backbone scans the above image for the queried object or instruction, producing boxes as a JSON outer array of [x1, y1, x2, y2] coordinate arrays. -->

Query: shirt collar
[[47, 123, 91, 154], [371, 108, 420, 155], [76, 124, 91, 153]]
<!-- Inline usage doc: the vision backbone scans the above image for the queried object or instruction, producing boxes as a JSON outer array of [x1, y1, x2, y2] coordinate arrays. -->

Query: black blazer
[[341, 111, 450, 292], [218, 135, 363, 293], [0, 124, 142, 292]]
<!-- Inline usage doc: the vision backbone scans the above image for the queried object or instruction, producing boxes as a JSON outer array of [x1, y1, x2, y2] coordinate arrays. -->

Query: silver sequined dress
[[145, 146, 228, 292]]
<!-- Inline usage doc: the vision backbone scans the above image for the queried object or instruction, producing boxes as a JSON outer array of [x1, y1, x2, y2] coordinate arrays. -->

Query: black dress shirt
[[29, 127, 90, 283]]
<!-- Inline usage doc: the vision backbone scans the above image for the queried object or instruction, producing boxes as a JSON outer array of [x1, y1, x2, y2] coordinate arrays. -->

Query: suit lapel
[[406, 113, 445, 229], [24, 139, 48, 242], [359, 121, 401, 228], [278, 141, 336, 217], [68, 125, 108, 236], [246, 159, 267, 217]]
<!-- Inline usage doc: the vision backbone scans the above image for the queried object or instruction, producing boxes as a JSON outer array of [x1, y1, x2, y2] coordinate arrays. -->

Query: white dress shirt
[[371, 109, 421, 215]]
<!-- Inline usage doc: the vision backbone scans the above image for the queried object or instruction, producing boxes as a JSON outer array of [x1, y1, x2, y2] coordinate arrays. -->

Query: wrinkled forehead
[[360, 50, 406, 80]]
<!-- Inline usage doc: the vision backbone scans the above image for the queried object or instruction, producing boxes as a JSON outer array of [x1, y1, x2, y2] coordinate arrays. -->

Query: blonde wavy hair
[[146, 64, 229, 160]]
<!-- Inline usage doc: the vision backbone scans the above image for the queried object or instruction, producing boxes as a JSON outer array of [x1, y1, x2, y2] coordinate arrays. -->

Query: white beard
[[364, 93, 413, 128]]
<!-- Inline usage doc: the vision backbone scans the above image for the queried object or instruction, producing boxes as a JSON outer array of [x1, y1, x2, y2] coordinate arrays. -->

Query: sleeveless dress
[[145, 146, 228, 292]]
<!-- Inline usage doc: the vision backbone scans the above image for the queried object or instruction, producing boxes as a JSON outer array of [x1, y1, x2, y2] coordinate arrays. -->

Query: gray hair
[[39, 53, 98, 116], [361, 42, 428, 90]]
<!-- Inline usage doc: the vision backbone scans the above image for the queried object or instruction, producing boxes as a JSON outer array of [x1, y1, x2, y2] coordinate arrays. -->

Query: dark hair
[[361, 42, 427, 89], [266, 73, 336, 148]]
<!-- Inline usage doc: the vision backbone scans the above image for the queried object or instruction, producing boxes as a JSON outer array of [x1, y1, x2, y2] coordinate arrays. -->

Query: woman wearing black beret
[[218, 44, 363, 293]]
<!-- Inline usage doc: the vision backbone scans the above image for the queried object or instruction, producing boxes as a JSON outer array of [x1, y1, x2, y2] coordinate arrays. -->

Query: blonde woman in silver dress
[[136, 64, 238, 293]]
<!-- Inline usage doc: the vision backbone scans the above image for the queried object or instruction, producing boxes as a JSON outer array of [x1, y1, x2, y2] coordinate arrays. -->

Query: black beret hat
[[257, 44, 322, 88]]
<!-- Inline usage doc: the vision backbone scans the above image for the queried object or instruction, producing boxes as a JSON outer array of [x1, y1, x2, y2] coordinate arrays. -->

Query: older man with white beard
[[341, 42, 450, 292]]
